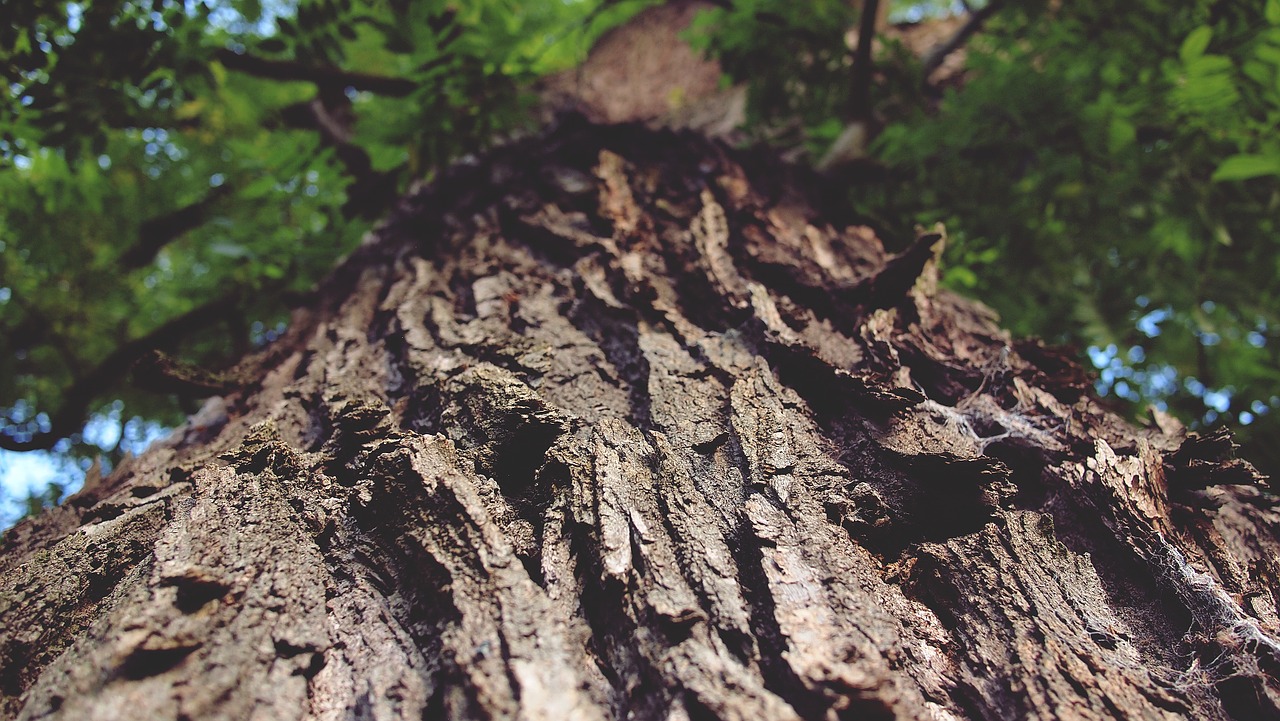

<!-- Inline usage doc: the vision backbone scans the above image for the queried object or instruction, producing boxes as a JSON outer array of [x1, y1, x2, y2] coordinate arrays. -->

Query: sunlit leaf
[[1107, 117, 1135, 153], [1180, 26, 1213, 64], [239, 175, 279, 199], [1211, 154, 1280, 182]]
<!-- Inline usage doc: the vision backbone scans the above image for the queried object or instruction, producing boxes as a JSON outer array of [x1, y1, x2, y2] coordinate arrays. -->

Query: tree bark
[[2, 121, 1277, 720]]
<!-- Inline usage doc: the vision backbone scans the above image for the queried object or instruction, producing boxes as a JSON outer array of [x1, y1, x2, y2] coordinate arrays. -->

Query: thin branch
[[921, 0, 1004, 81], [849, 0, 881, 122], [214, 48, 418, 97], [0, 295, 239, 452]]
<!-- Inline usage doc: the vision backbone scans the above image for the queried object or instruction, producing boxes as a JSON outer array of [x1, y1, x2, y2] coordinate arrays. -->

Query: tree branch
[[214, 49, 417, 97], [119, 184, 234, 269], [0, 295, 240, 452], [285, 92, 402, 220], [849, 0, 881, 122], [921, 0, 1004, 81], [219, 50, 412, 219]]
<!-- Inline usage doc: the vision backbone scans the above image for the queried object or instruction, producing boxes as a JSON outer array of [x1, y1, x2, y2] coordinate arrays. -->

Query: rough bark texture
[[2, 121, 1277, 720], [540, 0, 745, 136]]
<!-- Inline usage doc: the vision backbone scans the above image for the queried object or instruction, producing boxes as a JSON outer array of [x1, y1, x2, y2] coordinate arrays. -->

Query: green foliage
[[694, 0, 1280, 474], [886, 1, 1280, 471], [687, 0, 858, 153], [0, 0, 648, 477]]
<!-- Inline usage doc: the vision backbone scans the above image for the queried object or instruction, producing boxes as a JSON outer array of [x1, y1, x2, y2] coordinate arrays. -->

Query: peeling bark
[[1, 122, 1277, 720]]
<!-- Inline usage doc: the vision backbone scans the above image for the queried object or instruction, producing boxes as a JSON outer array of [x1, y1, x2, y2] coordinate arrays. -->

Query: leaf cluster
[[694, 0, 1280, 475], [0, 0, 647, 487]]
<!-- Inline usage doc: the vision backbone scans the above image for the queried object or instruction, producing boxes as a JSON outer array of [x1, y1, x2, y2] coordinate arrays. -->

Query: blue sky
[[0, 409, 168, 527]]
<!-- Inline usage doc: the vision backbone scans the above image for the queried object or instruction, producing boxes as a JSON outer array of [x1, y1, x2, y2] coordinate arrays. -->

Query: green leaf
[[1180, 26, 1213, 64], [1107, 117, 1136, 154], [1267, 0, 1280, 26], [1242, 60, 1273, 87], [1255, 43, 1280, 68], [944, 266, 978, 289], [239, 176, 278, 199], [1211, 154, 1280, 182]]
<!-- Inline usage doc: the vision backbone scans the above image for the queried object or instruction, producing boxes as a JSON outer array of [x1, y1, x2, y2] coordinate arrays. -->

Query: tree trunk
[[2, 121, 1277, 720]]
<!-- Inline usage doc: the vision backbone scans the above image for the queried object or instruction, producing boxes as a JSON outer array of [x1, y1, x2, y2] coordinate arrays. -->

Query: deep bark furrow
[[1062, 440, 1280, 715], [3, 122, 1277, 720], [909, 513, 1205, 719]]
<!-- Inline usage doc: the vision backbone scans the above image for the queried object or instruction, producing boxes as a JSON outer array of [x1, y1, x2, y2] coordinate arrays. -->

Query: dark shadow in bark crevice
[[0, 642, 32, 699], [1035, 483, 1197, 672], [162, 573, 232, 614], [343, 524, 457, 706], [652, 233, 749, 340], [893, 344, 984, 407], [497, 205, 605, 272], [648, 458, 757, 667], [897, 549, 1026, 719], [489, 417, 565, 580], [736, 251, 866, 336], [377, 315, 445, 437], [402, 385, 446, 438], [732, 516, 897, 721], [118, 644, 200, 681], [887, 452, 1013, 540], [1217, 669, 1280, 721], [567, 538, 677, 721], [567, 299, 653, 430], [750, 326, 923, 426]]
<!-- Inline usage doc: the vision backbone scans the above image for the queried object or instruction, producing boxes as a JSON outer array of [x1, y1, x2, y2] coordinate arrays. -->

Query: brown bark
[[539, 0, 745, 137], [1, 121, 1277, 720]]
